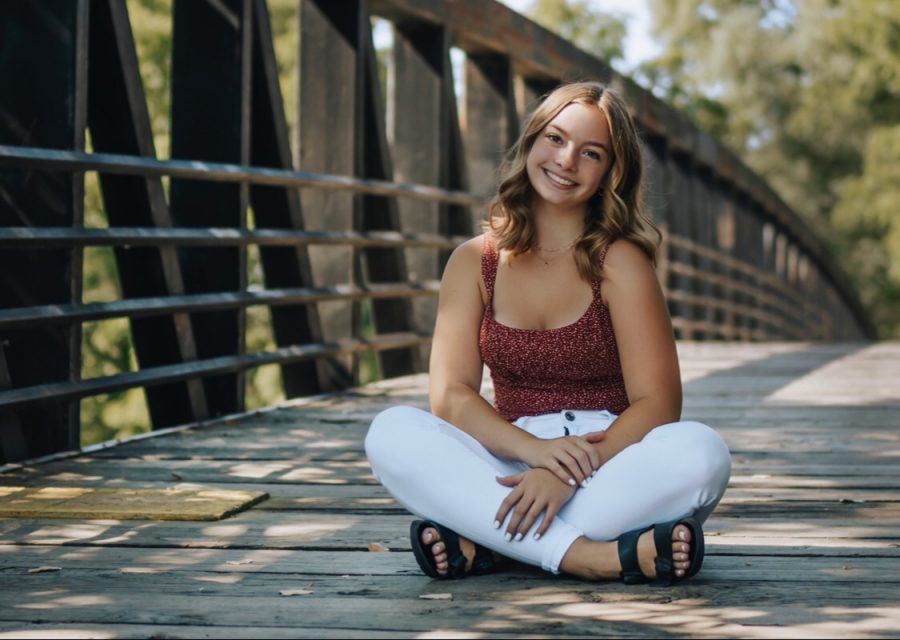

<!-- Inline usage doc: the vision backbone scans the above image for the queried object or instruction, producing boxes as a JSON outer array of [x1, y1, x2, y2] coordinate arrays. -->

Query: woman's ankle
[[559, 537, 621, 580]]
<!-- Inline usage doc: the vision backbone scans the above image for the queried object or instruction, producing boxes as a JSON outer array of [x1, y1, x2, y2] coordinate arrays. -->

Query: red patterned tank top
[[479, 233, 630, 421]]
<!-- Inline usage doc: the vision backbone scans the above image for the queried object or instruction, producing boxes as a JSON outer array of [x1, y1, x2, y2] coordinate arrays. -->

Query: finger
[[515, 502, 546, 540], [583, 430, 607, 443], [561, 447, 590, 486], [505, 497, 534, 540], [535, 504, 561, 540], [554, 447, 586, 485], [494, 487, 523, 529], [495, 473, 524, 486], [572, 437, 602, 476]]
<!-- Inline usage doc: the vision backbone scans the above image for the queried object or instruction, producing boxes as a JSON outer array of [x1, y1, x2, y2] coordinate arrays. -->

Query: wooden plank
[[3, 544, 899, 578], [1, 511, 899, 552], [392, 19, 447, 367], [358, 18, 420, 378], [249, 0, 327, 398], [5, 456, 898, 490], [465, 52, 517, 197], [0, 579, 898, 636], [0, 0, 88, 462], [0, 625, 427, 640], [0, 486, 267, 520], [170, 0, 251, 416], [298, 0, 363, 381], [87, 0, 209, 426]]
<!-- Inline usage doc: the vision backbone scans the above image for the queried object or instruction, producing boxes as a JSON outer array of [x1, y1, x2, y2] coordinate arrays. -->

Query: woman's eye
[[547, 133, 562, 143], [585, 150, 602, 161]]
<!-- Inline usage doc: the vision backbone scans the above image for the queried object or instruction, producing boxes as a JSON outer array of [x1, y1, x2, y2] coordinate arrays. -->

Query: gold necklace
[[532, 240, 576, 269]]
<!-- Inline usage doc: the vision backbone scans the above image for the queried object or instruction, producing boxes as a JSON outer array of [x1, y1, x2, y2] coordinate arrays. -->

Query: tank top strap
[[591, 241, 613, 299], [481, 232, 499, 303]]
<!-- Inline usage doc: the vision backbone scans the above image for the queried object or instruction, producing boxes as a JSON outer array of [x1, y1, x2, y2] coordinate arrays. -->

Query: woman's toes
[[422, 527, 440, 546]]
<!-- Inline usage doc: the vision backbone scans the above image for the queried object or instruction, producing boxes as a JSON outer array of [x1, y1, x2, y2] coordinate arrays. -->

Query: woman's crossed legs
[[365, 406, 731, 580]]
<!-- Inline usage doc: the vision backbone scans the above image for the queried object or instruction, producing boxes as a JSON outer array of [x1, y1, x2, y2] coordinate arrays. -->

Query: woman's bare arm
[[595, 238, 683, 464], [428, 237, 536, 460]]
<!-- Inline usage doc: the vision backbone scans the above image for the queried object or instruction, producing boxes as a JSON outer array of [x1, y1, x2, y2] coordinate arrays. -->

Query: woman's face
[[525, 102, 612, 212]]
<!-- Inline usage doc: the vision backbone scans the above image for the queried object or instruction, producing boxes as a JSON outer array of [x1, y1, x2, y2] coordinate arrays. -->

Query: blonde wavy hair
[[487, 81, 661, 282]]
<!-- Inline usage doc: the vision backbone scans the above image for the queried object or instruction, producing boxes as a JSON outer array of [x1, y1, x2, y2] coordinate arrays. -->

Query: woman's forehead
[[546, 102, 610, 142]]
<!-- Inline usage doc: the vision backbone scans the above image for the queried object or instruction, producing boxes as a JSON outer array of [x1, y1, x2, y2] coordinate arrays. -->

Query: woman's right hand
[[520, 433, 605, 487]]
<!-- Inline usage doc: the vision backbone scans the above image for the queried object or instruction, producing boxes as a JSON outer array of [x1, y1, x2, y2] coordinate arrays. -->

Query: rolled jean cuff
[[542, 522, 583, 574]]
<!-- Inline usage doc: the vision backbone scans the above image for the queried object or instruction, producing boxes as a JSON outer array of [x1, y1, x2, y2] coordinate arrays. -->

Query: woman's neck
[[530, 198, 587, 248]]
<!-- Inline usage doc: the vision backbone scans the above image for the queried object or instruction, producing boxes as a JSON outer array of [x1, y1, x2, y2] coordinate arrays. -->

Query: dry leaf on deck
[[367, 542, 390, 552], [279, 589, 313, 597], [27, 566, 62, 574]]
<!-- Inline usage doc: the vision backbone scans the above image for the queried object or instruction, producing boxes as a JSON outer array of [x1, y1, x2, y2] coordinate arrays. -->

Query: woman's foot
[[410, 521, 504, 579], [636, 523, 693, 579], [420, 525, 476, 576], [560, 522, 697, 582]]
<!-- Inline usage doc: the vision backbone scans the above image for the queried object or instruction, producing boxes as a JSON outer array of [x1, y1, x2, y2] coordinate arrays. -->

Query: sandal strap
[[617, 526, 651, 584], [652, 517, 702, 586], [470, 544, 496, 575]]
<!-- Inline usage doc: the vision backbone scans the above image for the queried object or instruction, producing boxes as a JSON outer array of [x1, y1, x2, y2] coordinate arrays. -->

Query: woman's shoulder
[[447, 233, 489, 264], [602, 237, 654, 274], [442, 234, 489, 279], [442, 234, 490, 305]]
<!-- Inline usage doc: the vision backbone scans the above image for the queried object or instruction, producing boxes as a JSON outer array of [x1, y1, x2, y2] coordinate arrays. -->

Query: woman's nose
[[555, 144, 577, 170]]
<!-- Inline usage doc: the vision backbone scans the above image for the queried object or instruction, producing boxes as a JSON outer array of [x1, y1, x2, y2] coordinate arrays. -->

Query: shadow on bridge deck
[[0, 342, 898, 638]]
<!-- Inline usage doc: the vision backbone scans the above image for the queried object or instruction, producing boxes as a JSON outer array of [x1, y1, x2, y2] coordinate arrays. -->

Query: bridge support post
[[169, 0, 252, 416], [0, 0, 89, 461]]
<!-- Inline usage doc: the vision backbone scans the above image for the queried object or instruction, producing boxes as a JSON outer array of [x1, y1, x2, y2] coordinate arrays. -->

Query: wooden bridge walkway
[[1, 342, 899, 638]]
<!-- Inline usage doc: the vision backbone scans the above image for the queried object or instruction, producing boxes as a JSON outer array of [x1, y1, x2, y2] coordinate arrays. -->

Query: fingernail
[[504, 532, 512, 542], [679, 530, 686, 541], [424, 532, 431, 543], [581, 479, 588, 488], [493, 520, 501, 529], [568, 478, 576, 486], [592, 470, 597, 477], [514, 533, 523, 541], [533, 533, 541, 541]]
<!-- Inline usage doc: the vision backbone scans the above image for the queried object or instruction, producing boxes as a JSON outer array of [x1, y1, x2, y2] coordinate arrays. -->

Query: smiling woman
[[364, 82, 732, 587]]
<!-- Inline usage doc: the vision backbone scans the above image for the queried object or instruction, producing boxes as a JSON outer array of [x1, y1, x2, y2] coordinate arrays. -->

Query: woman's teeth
[[545, 169, 575, 187]]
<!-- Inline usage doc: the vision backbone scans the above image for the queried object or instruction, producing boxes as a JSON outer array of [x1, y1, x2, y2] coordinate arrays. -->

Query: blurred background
[[82, 0, 899, 445]]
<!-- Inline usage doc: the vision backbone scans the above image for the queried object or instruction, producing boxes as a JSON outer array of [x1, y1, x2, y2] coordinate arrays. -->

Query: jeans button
[[564, 411, 575, 421]]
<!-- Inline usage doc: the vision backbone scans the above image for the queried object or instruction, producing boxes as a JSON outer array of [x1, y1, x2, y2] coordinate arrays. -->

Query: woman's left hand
[[494, 468, 577, 541]]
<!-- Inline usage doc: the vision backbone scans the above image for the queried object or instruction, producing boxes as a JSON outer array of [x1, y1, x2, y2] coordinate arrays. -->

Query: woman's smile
[[542, 168, 578, 189]]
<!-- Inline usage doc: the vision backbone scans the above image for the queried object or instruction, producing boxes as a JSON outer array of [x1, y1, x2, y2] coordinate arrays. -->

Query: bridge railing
[[0, 0, 873, 464]]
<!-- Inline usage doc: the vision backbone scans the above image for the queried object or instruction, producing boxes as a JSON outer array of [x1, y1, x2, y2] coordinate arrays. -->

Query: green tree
[[640, 0, 900, 337], [523, 0, 627, 66]]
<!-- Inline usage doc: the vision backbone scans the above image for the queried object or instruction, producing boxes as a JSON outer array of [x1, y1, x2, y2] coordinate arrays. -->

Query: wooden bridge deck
[[1, 342, 899, 638]]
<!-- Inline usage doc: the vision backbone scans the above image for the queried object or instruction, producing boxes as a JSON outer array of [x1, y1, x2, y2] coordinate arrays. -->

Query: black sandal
[[616, 517, 704, 586], [409, 520, 498, 580]]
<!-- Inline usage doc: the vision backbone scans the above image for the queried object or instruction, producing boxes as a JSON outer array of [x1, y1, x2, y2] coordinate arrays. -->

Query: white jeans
[[365, 406, 731, 574]]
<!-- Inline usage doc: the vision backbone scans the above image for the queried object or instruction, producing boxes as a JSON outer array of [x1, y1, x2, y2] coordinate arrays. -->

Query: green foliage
[[523, 0, 627, 64], [640, 0, 900, 337]]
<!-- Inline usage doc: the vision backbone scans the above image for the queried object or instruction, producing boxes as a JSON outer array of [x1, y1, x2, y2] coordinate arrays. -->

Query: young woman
[[365, 82, 731, 585]]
